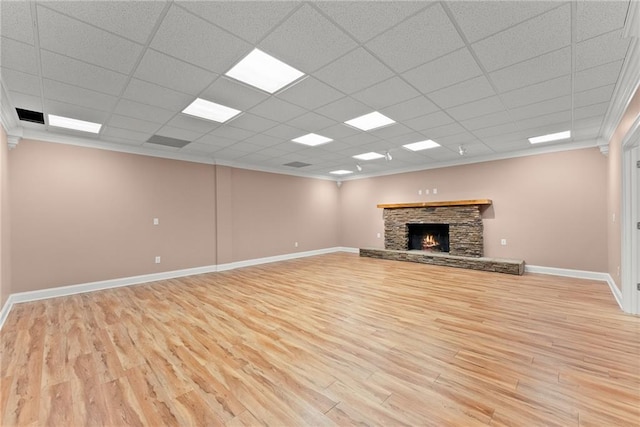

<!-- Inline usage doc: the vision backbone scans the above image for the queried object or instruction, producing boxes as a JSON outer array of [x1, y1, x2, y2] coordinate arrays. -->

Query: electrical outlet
[[501, 239, 507, 246], [294, 242, 298, 248], [433, 188, 438, 194], [377, 232, 381, 238], [418, 189, 422, 195], [153, 218, 159, 225], [155, 256, 161, 264], [425, 189, 430, 195]]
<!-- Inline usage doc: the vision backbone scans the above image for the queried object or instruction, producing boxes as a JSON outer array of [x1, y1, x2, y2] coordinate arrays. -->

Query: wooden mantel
[[377, 199, 492, 209]]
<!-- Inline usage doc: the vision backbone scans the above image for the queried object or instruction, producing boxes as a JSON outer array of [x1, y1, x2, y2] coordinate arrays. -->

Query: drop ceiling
[[0, 1, 637, 179]]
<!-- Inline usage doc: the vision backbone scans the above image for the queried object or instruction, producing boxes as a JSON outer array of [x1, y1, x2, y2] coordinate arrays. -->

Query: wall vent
[[146, 135, 191, 148], [284, 161, 311, 168]]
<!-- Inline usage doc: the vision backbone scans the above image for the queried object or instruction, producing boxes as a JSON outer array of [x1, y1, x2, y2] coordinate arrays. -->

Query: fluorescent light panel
[[225, 48, 304, 94], [48, 114, 101, 133], [403, 139, 440, 151], [182, 98, 241, 123], [291, 133, 333, 147], [528, 130, 571, 144], [345, 111, 395, 131], [353, 152, 385, 161], [330, 170, 353, 175]]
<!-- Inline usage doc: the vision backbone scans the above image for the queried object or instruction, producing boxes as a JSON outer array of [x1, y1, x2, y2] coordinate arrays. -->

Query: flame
[[422, 234, 439, 249]]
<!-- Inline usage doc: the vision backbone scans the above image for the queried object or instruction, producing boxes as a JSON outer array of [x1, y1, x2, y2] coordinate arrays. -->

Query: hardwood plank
[[0, 253, 638, 426]]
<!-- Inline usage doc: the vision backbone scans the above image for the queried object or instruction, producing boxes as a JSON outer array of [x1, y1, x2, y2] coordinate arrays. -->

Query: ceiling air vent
[[146, 135, 191, 148], [16, 108, 45, 124], [284, 161, 311, 168]]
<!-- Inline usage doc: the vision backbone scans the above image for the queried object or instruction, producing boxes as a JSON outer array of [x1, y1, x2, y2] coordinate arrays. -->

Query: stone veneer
[[384, 206, 483, 257]]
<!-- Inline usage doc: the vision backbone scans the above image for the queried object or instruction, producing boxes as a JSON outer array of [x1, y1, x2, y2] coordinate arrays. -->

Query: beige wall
[[339, 148, 608, 272], [225, 167, 339, 263], [607, 87, 640, 289], [0, 126, 10, 306], [10, 140, 217, 293]]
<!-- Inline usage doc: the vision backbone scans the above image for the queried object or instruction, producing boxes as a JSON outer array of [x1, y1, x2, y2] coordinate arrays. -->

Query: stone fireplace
[[360, 199, 525, 275]]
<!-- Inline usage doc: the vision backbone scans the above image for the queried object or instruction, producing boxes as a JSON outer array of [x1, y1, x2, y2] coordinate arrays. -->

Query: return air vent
[[283, 161, 311, 168], [146, 134, 191, 148], [16, 108, 45, 124]]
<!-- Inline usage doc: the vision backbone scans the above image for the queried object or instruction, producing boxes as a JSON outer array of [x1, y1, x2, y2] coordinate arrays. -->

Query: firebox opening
[[407, 223, 450, 253]]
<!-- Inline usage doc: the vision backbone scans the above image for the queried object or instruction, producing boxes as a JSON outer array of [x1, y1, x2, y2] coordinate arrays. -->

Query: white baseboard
[[525, 265, 623, 310], [0, 247, 356, 330]]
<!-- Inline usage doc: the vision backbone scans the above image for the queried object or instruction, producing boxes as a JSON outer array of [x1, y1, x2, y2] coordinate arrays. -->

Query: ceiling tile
[[500, 75, 571, 108], [207, 125, 255, 141], [180, 142, 219, 154], [227, 113, 278, 133], [42, 1, 166, 44], [446, 96, 504, 121], [576, 0, 630, 41], [314, 48, 394, 94], [101, 126, 151, 143], [243, 133, 283, 148], [44, 99, 109, 124], [379, 96, 440, 121], [178, 1, 296, 44], [193, 134, 237, 149], [277, 77, 344, 110], [424, 122, 467, 138], [288, 112, 337, 132], [155, 125, 204, 142], [37, 6, 142, 74], [134, 49, 217, 95], [370, 123, 415, 139], [40, 50, 128, 96], [316, 1, 428, 43], [259, 4, 357, 73], [574, 60, 623, 92], [436, 132, 480, 146], [263, 124, 307, 140], [1, 37, 38, 74], [490, 46, 571, 92], [122, 78, 192, 111], [352, 77, 420, 110], [227, 141, 264, 153], [107, 114, 162, 134], [1, 68, 41, 97], [385, 131, 431, 146], [43, 79, 118, 112], [446, 1, 559, 43], [575, 30, 630, 71], [508, 95, 571, 121], [211, 148, 248, 160], [201, 77, 269, 111], [404, 111, 453, 132], [248, 97, 306, 123], [471, 5, 570, 72], [317, 123, 360, 140], [402, 48, 482, 94], [515, 110, 572, 131], [342, 132, 382, 147], [427, 75, 496, 108], [473, 122, 520, 138], [8, 92, 42, 112], [315, 97, 371, 122], [113, 99, 175, 124], [1, 1, 34, 44], [150, 4, 251, 74], [574, 84, 615, 108], [460, 110, 512, 131], [366, 3, 464, 73], [165, 114, 220, 134], [575, 102, 609, 121]]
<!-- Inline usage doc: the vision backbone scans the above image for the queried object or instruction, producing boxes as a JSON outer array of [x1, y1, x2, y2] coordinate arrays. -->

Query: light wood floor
[[1, 253, 639, 426]]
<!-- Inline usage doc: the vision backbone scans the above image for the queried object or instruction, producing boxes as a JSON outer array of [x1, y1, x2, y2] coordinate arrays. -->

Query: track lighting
[[458, 145, 467, 156], [385, 151, 392, 161], [356, 163, 362, 172]]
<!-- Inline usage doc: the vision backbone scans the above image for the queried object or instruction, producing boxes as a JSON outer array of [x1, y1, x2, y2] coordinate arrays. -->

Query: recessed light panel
[[182, 98, 241, 123], [48, 114, 102, 133], [353, 152, 385, 161], [528, 130, 571, 144], [225, 48, 305, 94], [291, 133, 333, 147], [403, 139, 440, 151], [330, 170, 353, 175], [344, 111, 395, 131]]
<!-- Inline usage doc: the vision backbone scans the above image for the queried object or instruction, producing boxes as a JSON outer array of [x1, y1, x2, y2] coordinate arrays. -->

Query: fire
[[422, 234, 439, 250]]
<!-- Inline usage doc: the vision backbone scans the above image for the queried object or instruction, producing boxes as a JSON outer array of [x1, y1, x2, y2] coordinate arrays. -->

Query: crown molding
[[600, 14, 640, 145], [212, 158, 335, 181], [0, 81, 19, 134]]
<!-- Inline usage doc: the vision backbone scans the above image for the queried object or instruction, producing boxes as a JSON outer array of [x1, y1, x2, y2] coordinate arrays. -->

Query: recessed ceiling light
[[330, 170, 353, 175], [353, 152, 385, 161], [291, 133, 333, 147], [225, 48, 305, 94], [344, 111, 396, 131], [48, 114, 102, 133], [182, 98, 241, 123], [403, 139, 440, 151], [528, 130, 571, 144]]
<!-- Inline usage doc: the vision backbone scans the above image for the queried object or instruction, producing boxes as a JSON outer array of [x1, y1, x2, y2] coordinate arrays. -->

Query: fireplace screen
[[407, 223, 450, 253]]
